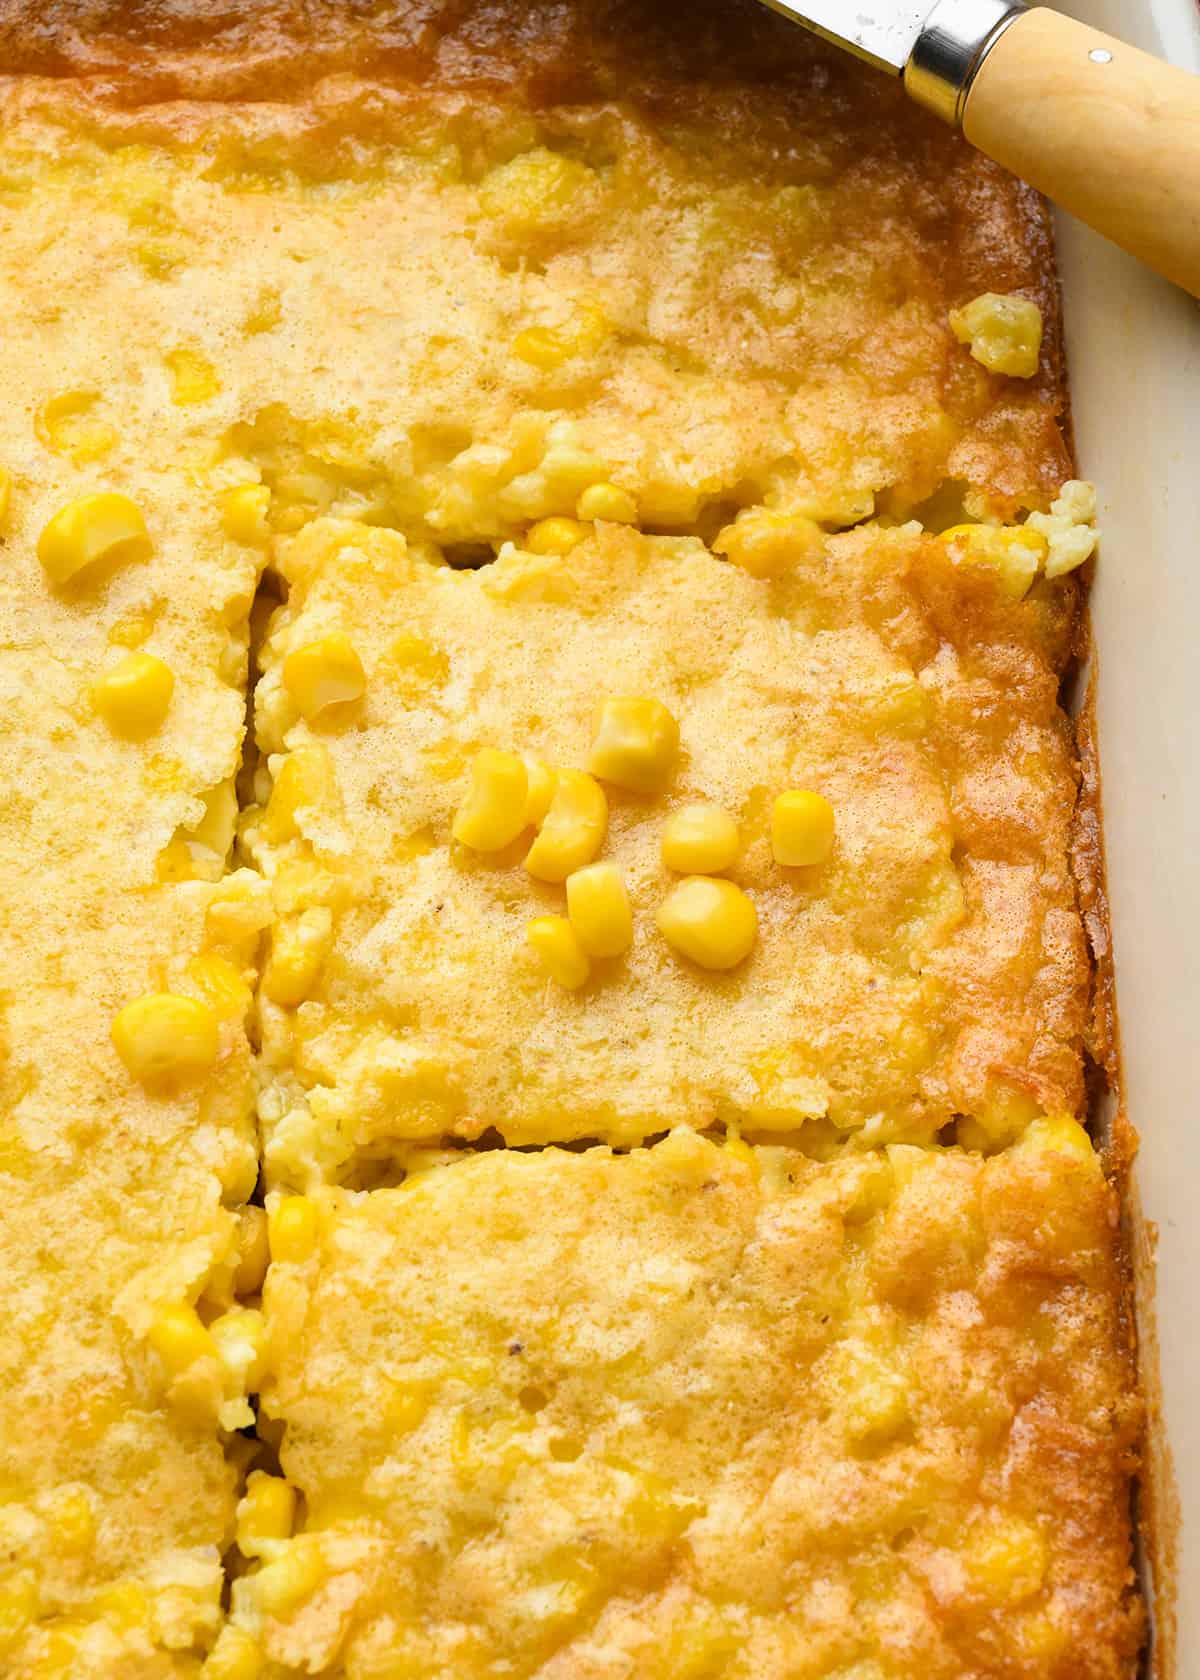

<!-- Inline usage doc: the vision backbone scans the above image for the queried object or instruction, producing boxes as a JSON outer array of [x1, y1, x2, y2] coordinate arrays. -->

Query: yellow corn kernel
[[36, 390, 116, 464], [656, 876, 758, 970], [95, 1581, 150, 1632], [93, 651, 174, 740], [205, 868, 275, 947], [566, 861, 633, 958], [186, 953, 252, 1021], [525, 516, 588, 556], [723, 1134, 759, 1175], [966, 1515, 1049, 1602], [203, 1626, 266, 1680], [713, 509, 824, 579], [479, 147, 592, 227], [513, 325, 571, 369], [577, 481, 637, 524], [38, 491, 152, 585], [282, 632, 366, 721], [166, 346, 221, 404], [0, 466, 10, 527], [263, 907, 333, 1007], [252, 1536, 326, 1616], [771, 789, 836, 867], [1014, 1112, 1097, 1164], [219, 484, 272, 546], [523, 757, 557, 827], [112, 993, 219, 1084], [233, 1206, 269, 1295], [210, 1304, 267, 1392], [949, 291, 1043, 378], [262, 745, 334, 844], [268, 1195, 319, 1263], [452, 747, 529, 852], [941, 523, 1048, 599], [45, 1488, 95, 1554], [589, 697, 679, 794], [661, 802, 740, 874], [149, 1302, 215, 1377], [526, 916, 591, 990], [524, 769, 608, 882], [237, 1472, 297, 1559], [109, 611, 155, 649]]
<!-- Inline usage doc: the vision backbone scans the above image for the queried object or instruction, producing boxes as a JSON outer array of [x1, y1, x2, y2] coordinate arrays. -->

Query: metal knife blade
[[754, 0, 930, 75]]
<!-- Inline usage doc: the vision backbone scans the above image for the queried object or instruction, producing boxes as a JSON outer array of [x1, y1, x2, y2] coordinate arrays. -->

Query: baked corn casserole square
[[250, 513, 1086, 1180], [0, 0, 1138, 1675], [231, 1125, 1140, 1679]]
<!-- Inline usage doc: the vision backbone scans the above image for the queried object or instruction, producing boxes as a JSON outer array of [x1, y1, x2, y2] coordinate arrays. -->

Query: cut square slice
[[233, 1124, 1139, 1679], [250, 516, 1086, 1178]]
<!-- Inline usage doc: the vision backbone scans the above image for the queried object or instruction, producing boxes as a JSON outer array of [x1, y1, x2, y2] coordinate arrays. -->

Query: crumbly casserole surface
[[0, 1, 1139, 1676]]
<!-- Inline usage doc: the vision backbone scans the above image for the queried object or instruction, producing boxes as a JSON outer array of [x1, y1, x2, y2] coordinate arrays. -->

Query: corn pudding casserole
[[0, 0, 1137, 1676]]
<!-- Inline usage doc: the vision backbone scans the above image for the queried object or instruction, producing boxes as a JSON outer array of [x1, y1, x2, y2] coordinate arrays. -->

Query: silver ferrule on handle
[[904, 0, 1026, 124]]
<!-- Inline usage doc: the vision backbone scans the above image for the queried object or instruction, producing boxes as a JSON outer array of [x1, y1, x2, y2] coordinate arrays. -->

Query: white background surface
[[1055, 0, 1200, 1667]]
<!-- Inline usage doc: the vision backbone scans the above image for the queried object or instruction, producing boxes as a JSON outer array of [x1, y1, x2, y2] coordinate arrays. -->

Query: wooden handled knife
[[757, 0, 1200, 297]]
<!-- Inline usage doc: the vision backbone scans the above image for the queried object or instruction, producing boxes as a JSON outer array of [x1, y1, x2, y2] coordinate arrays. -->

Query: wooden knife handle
[[962, 8, 1200, 298]]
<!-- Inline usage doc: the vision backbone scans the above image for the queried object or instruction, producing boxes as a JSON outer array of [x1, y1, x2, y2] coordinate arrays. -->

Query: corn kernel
[[282, 632, 366, 721], [941, 523, 1047, 599], [589, 697, 679, 794], [268, 1195, 319, 1263], [220, 484, 272, 546], [523, 757, 557, 827], [93, 651, 174, 740], [577, 481, 637, 524], [262, 745, 334, 844], [166, 346, 221, 404], [723, 1134, 759, 1175], [112, 993, 219, 1084], [237, 1472, 297, 1558], [966, 1515, 1049, 1601], [525, 516, 588, 556], [263, 907, 333, 1007], [109, 611, 155, 649], [186, 952, 252, 1021], [0, 466, 10, 527], [205, 869, 275, 947], [36, 390, 116, 464], [1014, 1113, 1097, 1163], [566, 862, 633, 958], [479, 148, 592, 228], [524, 769, 607, 882], [771, 789, 835, 867], [148, 1302, 215, 1377], [526, 916, 591, 990], [949, 292, 1043, 378], [513, 326, 571, 370], [0, 1576, 37, 1653], [656, 876, 758, 970], [38, 491, 152, 585], [233, 1206, 269, 1295], [210, 1305, 267, 1392], [452, 747, 529, 852], [95, 1581, 150, 1631], [713, 509, 824, 579], [661, 803, 740, 874], [45, 1488, 95, 1554], [203, 1626, 266, 1680], [252, 1536, 326, 1615]]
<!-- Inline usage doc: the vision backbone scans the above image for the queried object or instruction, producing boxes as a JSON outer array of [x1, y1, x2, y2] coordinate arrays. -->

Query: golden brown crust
[[0, 0, 1070, 514]]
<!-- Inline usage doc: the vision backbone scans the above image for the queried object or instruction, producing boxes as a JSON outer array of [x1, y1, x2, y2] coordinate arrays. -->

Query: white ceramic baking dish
[[1055, 0, 1200, 1670]]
